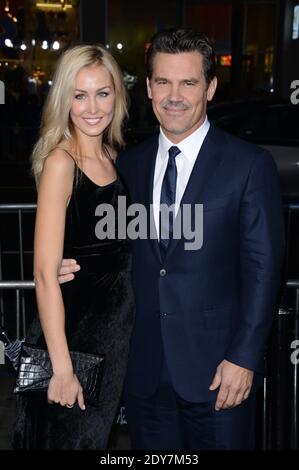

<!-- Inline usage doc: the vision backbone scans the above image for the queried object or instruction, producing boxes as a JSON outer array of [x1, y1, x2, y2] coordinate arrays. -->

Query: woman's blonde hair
[[32, 44, 128, 184]]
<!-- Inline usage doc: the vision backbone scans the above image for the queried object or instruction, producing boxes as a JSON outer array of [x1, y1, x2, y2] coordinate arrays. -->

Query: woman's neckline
[[77, 165, 118, 189], [60, 147, 118, 189]]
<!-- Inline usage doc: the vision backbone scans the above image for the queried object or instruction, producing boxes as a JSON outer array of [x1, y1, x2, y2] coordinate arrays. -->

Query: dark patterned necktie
[[159, 146, 181, 256]]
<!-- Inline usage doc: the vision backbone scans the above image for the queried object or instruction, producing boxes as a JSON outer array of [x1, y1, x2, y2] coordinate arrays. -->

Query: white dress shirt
[[153, 116, 210, 238]]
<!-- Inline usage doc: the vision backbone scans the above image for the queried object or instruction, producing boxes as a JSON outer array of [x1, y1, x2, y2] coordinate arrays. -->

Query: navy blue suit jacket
[[117, 124, 285, 402]]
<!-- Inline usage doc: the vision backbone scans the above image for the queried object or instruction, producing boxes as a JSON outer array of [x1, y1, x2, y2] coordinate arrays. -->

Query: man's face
[[147, 52, 217, 143]]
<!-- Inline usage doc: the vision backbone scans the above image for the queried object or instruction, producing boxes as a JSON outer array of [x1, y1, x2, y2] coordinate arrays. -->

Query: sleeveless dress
[[12, 154, 135, 450]]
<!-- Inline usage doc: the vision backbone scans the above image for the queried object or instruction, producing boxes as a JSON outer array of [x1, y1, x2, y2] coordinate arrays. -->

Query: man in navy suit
[[59, 29, 285, 449]]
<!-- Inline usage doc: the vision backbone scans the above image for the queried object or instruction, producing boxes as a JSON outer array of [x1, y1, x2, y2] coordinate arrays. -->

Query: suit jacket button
[[160, 269, 166, 277]]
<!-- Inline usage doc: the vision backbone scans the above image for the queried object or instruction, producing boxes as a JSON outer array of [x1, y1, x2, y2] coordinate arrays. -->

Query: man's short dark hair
[[146, 28, 216, 85]]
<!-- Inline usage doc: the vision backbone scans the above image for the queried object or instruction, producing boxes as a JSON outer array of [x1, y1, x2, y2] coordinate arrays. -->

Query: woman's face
[[70, 63, 115, 139]]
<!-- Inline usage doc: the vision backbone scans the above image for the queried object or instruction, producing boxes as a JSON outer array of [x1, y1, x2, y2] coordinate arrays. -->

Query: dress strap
[[57, 148, 78, 166]]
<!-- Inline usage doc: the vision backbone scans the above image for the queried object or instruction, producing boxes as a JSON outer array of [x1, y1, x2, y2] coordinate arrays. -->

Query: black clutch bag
[[14, 342, 105, 408]]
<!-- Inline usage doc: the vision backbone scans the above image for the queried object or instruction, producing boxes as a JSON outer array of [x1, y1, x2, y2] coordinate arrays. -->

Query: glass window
[[0, 0, 80, 163], [242, 1, 276, 95], [184, 1, 232, 101], [107, 0, 178, 129]]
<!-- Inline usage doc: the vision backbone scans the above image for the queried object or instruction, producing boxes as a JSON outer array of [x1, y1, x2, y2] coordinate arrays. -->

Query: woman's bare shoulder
[[44, 147, 76, 174], [38, 149, 75, 198]]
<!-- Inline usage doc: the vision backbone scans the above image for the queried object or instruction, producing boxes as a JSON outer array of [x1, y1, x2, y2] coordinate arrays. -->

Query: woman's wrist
[[52, 359, 73, 376]]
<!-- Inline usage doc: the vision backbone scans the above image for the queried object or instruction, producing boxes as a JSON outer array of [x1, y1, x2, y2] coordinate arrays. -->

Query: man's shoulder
[[210, 124, 273, 166], [119, 133, 159, 161], [116, 133, 159, 181]]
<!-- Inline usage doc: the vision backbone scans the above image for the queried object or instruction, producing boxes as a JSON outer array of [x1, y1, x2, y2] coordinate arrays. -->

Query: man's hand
[[209, 359, 254, 411], [57, 259, 80, 284]]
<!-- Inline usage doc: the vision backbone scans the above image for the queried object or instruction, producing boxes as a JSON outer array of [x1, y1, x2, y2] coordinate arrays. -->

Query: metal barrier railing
[[284, 203, 299, 278], [0, 281, 35, 339], [260, 280, 299, 450], [266, 281, 299, 449], [286, 279, 299, 312], [0, 204, 36, 335]]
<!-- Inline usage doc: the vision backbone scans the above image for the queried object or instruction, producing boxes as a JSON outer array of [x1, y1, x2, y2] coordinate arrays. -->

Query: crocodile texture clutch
[[14, 343, 105, 408]]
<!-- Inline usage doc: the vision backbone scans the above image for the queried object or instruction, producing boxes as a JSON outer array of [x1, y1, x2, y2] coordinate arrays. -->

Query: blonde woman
[[12, 44, 134, 450]]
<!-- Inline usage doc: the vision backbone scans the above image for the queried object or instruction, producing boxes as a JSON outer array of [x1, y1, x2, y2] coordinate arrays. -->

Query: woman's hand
[[47, 370, 86, 410]]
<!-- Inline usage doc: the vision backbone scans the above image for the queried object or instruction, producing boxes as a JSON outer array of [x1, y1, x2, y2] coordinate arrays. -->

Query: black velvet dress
[[12, 162, 135, 450]]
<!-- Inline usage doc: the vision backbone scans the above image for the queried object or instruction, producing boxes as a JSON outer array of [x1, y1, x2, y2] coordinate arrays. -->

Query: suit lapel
[[165, 125, 225, 260]]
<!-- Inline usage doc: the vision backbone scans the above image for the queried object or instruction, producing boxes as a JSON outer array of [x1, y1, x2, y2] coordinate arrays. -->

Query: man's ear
[[207, 77, 217, 102], [146, 77, 152, 99]]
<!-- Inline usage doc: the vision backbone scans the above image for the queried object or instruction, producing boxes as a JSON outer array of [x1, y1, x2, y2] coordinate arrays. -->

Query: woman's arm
[[33, 149, 85, 409]]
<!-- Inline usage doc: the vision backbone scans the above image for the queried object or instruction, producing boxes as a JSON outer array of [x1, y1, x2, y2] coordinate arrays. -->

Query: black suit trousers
[[124, 356, 256, 450]]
